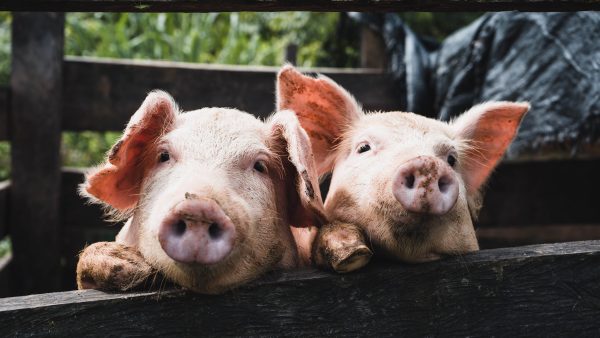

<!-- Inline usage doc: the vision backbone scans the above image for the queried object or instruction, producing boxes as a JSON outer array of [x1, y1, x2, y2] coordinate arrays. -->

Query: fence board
[[0, 241, 599, 336], [0, 181, 8, 239], [479, 158, 600, 227], [2, 0, 599, 12], [62, 57, 401, 132], [0, 87, 8, 141], [9, 13, 64, 295]]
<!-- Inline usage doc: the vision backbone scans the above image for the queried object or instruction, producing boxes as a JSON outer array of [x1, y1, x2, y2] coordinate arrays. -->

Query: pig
[[276, 66, 529, 273], [76, 90, 325, 294]]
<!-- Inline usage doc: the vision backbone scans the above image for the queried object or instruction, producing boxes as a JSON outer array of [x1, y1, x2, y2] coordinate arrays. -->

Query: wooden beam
[[0, 241, 599, 336], [2, 0, 599, 12], [478, 224, 600, 249], [9, 13, 64, 295], [0, 181, 8, 239], [478, 158, 600, 228], [0, 87, 8, 141], [62, 57, 401, 132]]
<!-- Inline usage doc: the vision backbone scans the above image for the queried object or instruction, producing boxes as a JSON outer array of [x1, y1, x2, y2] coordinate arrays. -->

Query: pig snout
[[393, 156, 459, 215], [158, 197, 236, 265]]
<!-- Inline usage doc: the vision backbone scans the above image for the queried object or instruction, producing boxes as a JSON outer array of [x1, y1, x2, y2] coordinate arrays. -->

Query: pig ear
[[452, 101, 530, 194], [277, 65, 363, 176], [270, 110, 327, 227], [81, 91, 178, 210]]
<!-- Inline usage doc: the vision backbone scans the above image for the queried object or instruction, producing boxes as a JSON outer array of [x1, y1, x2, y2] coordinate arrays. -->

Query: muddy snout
[[158, 197, 236, 265], [393, 156, 459, 215]]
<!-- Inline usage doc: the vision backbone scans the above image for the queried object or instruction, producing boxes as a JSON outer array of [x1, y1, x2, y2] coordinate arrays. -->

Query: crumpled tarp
[[356, 12, 600, 158]]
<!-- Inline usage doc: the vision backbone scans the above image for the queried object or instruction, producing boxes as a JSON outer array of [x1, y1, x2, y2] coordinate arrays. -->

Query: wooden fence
[[0, 3, 598, 335]]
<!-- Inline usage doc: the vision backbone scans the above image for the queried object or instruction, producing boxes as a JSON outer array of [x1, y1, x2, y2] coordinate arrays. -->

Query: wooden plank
[[478, 158, 600, 228], [0, 181, 8, 239], [0, 87, 8, 141], [59, 167, 120, 291], [360, 26, 388, 69], [0, 241, 599, 336], [62, 56, 401, 132], [2, 0, 599, 12], [478, 224, 600, 249], [9, 13, 64, 295], [0, 253, 12, 298]]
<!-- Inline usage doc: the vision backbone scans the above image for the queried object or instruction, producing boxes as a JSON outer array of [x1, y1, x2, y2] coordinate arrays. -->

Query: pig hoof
[[331, 245, 372, 273]]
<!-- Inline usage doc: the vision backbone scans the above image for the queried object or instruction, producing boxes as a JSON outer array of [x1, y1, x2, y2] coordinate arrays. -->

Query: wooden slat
[[0, 241, 599, 336], [2, 0, 599, 12], [62, 56, 401, 132], [9, 13, 64, 295], [59, 167, 119, 290], [478, 158, 600, 227], [0, 181, 8, 239], [0, 87, 8, 141], [478, 224, 600, 249], [0, 253, 12, 298]]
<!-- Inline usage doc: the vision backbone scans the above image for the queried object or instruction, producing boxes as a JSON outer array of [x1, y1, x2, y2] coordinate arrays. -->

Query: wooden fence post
[[9, 13, 64, 295], [360, 25, 387, 69]]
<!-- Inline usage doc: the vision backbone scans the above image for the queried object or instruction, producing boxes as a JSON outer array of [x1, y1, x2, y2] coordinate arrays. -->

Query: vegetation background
[[0, 12, 480, 256]]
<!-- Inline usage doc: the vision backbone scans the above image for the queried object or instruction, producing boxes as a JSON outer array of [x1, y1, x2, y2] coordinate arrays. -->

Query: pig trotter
[[313, 221, 372, 273], [77, 242, 156, 291]]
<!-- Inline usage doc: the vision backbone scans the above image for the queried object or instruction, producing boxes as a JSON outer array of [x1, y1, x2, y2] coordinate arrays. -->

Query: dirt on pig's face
[[132, 109, 294, 293], [324, 112, 478, 263]]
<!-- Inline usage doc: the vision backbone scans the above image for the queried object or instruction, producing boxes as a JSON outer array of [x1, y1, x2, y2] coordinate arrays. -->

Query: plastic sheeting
[[357, 12, 600, 158]]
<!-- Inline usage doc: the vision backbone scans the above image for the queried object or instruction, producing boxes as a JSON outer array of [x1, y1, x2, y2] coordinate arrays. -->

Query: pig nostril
[[438, 177, 450, 193], [404, 174, 415, 189], [174, 220, 187, 236], [208, 222, 222, 239]]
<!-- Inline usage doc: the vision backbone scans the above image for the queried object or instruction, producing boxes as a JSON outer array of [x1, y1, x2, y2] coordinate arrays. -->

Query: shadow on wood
[[0, 241, 598, 336]]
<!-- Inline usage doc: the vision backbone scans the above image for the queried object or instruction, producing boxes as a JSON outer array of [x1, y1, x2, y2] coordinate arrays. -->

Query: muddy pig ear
[[80, 90, 178, 210], [276, 65, 363, 176], [269, 109, 327, 227], [452, 101, 530, 194]]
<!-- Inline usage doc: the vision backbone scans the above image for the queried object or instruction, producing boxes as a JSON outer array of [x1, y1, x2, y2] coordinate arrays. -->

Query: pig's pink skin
[[277, 65, 529, 265], [80, 91, 325, 294]]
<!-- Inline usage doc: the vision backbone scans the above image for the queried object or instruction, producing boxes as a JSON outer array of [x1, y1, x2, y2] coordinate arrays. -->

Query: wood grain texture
[[1, 0, 599, 12], [478, 158, 600, 227], [0, 181, 8, 239], [62, 56, 401, 132], [0, 241, 599, 336], [9, 13, 64, 295], [0, 87, 8, 141]]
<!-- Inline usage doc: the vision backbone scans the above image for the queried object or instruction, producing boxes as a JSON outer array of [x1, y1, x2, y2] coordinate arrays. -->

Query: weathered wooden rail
[[1, 241, 599, 336]]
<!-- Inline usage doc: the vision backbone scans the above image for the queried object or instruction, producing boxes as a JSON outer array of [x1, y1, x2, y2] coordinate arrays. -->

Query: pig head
[[77, 90, 325, 293], [277, 66, 529, 272]]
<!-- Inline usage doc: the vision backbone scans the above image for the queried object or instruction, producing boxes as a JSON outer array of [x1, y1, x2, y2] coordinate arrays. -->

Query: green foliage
[[61, 131, 121, 168], [0, 142, 9, 180], [65, 13, 348, 67], [0, 237, 10, 258]]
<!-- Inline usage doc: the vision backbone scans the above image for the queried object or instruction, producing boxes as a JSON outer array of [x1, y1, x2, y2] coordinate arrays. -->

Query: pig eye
[[357, 143, 371, 154], [253, 160, 267, 174], [447, 154, 457, 167], [159, 151, 170, 163]]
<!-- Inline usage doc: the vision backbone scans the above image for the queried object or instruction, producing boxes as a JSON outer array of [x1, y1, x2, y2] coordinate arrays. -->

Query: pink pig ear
[[81, 91, 178, 210], [277, 65, 363, 176], [452, 101, 530, 194], [269, 110, 327, 228]]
